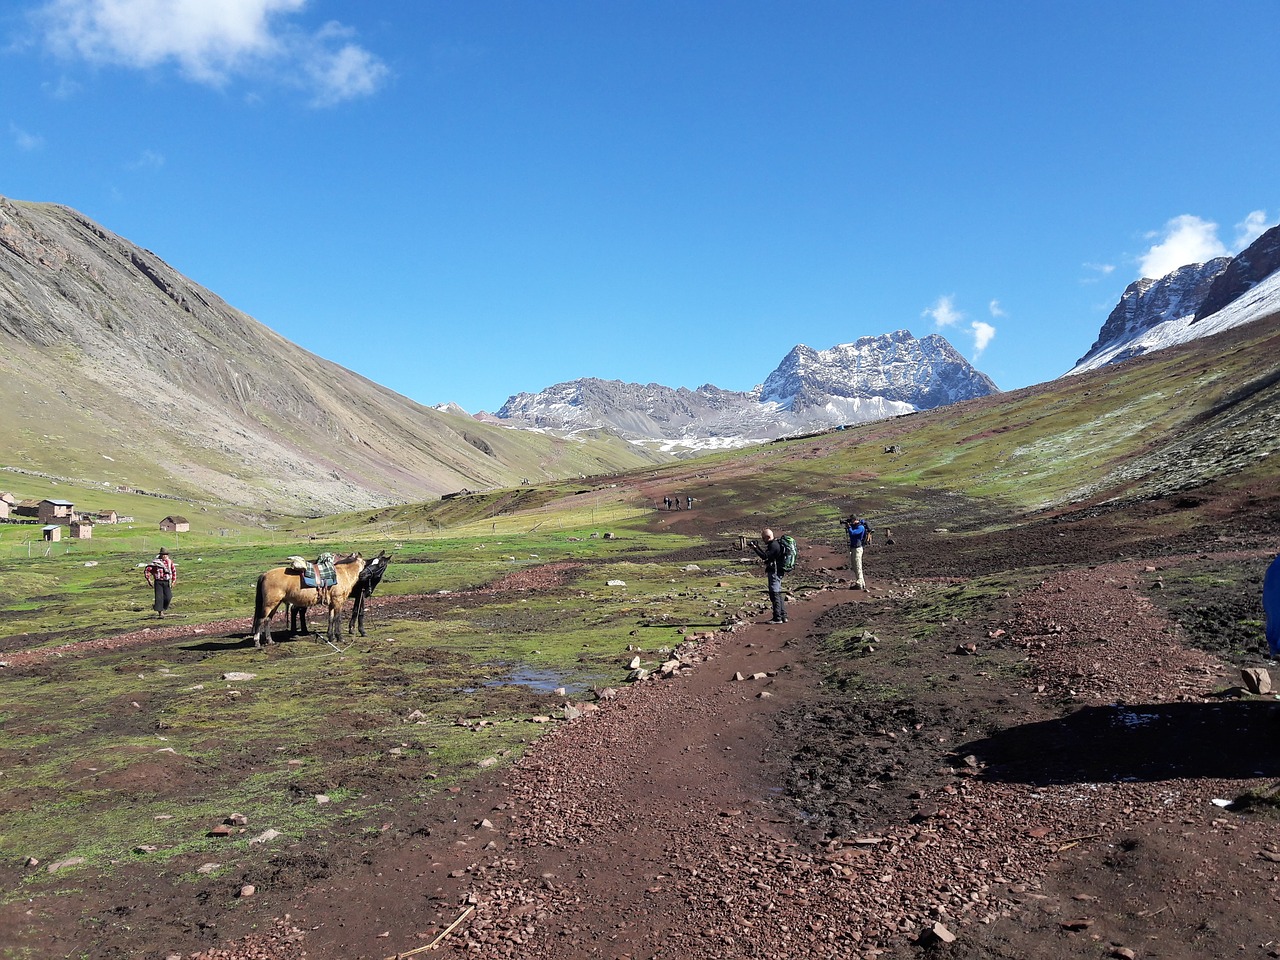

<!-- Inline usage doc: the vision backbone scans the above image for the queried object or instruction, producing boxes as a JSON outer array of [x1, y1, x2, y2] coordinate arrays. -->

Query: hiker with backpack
[[144, 546, 178, 618], [844, 515, 870, 590], [749, 528, 792, 623]]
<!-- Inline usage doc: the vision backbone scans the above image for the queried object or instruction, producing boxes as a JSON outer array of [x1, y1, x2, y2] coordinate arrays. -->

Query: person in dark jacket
[[144, 546, 177, 618], [749, 528, 788, 623]]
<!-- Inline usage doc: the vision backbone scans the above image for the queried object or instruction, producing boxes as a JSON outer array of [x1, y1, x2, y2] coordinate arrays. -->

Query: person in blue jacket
[[1265, 554, 1280, 656], [844, 516, 868, 590]]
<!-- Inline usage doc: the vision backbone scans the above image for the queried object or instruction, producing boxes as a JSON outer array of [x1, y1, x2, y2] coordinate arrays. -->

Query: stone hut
[[38, 499, 76, 524], [70, 520, 93, 539], [159, 516, 190, 533], [95, 510, 119, 524]]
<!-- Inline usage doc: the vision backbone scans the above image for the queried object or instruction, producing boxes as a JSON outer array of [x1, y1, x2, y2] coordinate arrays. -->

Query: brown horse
[[251, 552, 366, 647]]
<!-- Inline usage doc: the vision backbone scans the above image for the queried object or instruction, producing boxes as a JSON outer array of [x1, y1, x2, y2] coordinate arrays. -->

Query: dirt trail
[[288, 561, 858, 960]]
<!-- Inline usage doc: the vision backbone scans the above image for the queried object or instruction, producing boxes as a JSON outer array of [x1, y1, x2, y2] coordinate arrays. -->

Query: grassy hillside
[[0, 197, 669, 515]]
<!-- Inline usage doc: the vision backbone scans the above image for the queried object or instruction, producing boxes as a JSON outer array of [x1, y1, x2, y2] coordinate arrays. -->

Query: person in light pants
[[844, 516, 868, 590]]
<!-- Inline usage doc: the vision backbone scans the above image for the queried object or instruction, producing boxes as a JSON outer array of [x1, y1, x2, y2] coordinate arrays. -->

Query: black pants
[[153, 580, 172, 614]]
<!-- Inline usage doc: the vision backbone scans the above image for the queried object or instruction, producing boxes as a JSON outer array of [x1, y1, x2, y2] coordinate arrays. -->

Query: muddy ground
[[5, 484, 1280, 960]]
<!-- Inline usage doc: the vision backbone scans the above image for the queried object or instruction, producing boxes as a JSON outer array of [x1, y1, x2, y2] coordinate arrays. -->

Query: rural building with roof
[[37, 499, 76, 524]]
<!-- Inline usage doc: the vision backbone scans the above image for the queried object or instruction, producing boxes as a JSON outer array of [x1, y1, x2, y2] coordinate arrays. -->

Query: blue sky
[[3, 1, 1277, 413]]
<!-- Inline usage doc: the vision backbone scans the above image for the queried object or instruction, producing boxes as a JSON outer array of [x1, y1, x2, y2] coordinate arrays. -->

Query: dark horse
[[288, 550, 392, 638], [348, 550, 392, 636], [252, 552, 366, 647]]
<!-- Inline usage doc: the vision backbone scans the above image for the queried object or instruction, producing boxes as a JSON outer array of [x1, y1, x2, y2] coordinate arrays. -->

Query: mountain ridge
[[495, 330, 999, 451], [0, 197, 665, 514], [1069, 224, 1280, 376]]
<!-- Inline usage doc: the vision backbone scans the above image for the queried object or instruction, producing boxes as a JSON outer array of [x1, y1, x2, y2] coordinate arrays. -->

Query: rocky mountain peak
[[1194, 224, 1280, 322], [1069, 222, 1280, 377], [1070, 259, 1231, 373], [495, 330, 999, 452]]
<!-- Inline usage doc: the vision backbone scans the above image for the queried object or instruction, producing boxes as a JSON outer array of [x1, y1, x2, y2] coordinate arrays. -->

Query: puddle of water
[[484, 666, 592, 696]]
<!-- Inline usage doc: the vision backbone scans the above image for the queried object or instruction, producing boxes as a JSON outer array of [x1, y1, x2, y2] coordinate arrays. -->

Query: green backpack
[[780, 535, 798, 573]]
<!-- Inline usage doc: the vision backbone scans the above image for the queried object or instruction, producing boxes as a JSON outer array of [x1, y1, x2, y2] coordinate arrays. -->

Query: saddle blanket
[[286, 553, 337, 588]]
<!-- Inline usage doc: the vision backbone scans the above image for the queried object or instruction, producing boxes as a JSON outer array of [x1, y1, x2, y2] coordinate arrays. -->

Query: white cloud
[[38, 0, 387, 105], [1082, 261, 1115, 280], [304, 33, 390, 107], [127, 148, 165, 170], [1235, 209, 1270, 250], [923, 296, 996, 360], [922, 294, 962, 328], [11, 123, 44, 150], [971, 320, 996, 356], [1138, 214, 1231, 280], [41, 75, 81, 99]]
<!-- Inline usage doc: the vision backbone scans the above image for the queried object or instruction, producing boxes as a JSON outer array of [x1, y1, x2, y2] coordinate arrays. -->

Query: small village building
[[95, 510, 119, 524], [0, 492, 15, 505], [38, 499, 76, 524], [159, 516, 190, 533], [14, 499, 40, 518], [0, 500, 8, 520], [42, 524, 62, 542], [70, 520, 93, 539]]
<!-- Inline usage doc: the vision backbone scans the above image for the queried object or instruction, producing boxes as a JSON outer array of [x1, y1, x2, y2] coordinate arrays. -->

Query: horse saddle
[[286, 554, 337, 588]]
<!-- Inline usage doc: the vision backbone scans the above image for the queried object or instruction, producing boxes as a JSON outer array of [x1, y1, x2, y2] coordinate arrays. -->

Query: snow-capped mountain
[[761, 331, 998, 412], [1068, 225, 1280, 376], [495, 330, 998, 452]]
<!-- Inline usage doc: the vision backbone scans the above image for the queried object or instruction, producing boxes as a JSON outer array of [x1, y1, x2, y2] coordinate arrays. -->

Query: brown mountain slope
[[0, 197, 666, 512]]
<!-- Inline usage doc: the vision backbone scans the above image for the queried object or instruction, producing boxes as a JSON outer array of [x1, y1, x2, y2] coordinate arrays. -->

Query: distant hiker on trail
[[664, 496, 671, 510], [144, 546, 177, 618], [844, 516, 868, 590], [1265, 554, 1280, 656], [749, 528, 788, 624], [687, 496, 693, 510]]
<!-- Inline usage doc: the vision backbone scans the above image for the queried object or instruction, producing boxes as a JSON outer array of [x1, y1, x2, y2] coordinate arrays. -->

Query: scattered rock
[[1242, 666, 1272, 695], [920, 921, 956, 944]]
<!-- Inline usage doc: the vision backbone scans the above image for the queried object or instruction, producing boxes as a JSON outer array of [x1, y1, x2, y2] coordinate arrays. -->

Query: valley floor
[[5, 514, 1280, 960]]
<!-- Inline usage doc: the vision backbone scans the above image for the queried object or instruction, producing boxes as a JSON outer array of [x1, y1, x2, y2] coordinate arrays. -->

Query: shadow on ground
[[959, 700, 1280, 784]]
